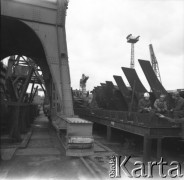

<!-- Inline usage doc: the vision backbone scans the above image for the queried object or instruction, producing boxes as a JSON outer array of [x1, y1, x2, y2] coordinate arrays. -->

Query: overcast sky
[[66, 0, 184, 92]]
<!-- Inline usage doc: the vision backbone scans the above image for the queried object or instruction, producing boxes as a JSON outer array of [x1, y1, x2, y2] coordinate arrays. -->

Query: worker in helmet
[[138, 92, 152, 113], [170, 91, 184, 118], [154, 94, 168, 113]]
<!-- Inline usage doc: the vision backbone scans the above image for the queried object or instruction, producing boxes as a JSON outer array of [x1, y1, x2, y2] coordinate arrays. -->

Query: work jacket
[[174, 97, 184, 111], [154, 99, 167, 111], [138, 98, 151, 111]]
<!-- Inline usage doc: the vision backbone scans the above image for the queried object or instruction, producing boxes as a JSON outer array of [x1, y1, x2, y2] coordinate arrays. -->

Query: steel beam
[[122, 67, 147, 92], [30, 86, 39, 103], [122, 67, 147, 99], [18, 67, 34, 103], [138, 59, 167, 98], [113, 75, 131, 105]]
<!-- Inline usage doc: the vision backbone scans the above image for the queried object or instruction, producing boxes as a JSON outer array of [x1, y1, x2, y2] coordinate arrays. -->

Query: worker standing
[[154, 94, 168, 114], [138, 92, 152, 113], [170, 91, 184, 118]]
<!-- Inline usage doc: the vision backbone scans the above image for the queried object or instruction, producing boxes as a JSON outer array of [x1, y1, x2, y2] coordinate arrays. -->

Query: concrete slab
[[28, 139, 53, 148]]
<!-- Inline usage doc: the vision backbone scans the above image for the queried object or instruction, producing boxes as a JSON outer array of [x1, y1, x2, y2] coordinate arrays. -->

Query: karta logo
[[109, 156, 183, 178]]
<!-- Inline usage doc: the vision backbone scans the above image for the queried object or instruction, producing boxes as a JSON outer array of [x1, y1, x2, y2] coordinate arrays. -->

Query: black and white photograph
[[0, 0, 184, 179]]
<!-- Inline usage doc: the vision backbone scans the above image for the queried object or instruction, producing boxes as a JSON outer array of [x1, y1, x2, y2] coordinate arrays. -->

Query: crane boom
[[149, 44, 162, 83]]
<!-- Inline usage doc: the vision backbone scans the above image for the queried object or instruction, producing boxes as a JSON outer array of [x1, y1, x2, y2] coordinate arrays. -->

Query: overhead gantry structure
[[1, 0, 73, 116], [1, 0, 94, 156]]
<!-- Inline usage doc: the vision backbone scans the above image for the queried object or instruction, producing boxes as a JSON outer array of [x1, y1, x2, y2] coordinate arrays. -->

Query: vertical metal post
[[107, 126, 112, 141], [19, 67, 34, 102], [157, 138, 162, 160], [56, 0, 74, 116], [6, 56, 14, 79], [143, 135, 152, 162], [30, 86, 38, 103], [129, 80, 136, 113], [130, 43, 134, 69], [10, 105, 21, 142], [29, 82, 35, 103]]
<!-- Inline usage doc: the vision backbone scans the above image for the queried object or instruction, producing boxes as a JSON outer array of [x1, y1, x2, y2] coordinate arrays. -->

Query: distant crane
[[149, 44, 162, 83], [126, 34, 140, 69]]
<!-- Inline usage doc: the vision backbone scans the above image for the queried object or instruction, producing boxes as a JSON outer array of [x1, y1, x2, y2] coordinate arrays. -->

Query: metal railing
[[74, 108, 179, 128]]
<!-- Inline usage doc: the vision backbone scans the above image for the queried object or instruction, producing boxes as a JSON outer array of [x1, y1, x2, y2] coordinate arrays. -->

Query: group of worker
[[138, 91, 184, 118]]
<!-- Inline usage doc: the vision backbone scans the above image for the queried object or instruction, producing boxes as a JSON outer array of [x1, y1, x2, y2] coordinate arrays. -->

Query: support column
[[157, 138, 162, 161], [143, 135, 152, 163], [10, 106, 21, 142], [107, 126, 112, 141], [56, 0, 74, 117]]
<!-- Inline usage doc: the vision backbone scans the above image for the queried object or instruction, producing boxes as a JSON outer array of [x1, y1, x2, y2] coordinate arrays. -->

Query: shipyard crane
[[149, 44, 162, 83], [126, 34, 140, 69]]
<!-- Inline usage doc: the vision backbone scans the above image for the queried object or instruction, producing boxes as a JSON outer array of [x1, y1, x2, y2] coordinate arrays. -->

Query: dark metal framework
[[0, 55, 45, 141]]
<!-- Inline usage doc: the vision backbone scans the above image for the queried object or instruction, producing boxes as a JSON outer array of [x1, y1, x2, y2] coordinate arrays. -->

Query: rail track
[[56, 127, 116, 179], [79, 140, 116, 179]]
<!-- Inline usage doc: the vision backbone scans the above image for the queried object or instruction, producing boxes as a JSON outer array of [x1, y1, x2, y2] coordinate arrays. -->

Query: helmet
[[144, 92, 150, 98]]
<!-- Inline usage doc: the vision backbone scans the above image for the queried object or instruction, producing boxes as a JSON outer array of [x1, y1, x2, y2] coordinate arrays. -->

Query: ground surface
[[0, 112, 93, 180], [0, 111, 183, 180]]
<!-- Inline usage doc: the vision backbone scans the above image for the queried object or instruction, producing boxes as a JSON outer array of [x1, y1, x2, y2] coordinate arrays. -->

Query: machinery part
[[54, 116, 94, 157], [138, 59, 167, 98], [122, 67, 147, 99]]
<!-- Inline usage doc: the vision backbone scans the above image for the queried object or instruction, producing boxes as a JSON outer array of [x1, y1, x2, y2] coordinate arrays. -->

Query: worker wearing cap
[[171, 91, 184, 118], [138, 92, 152, 113], [154, 94, 168, 113]]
